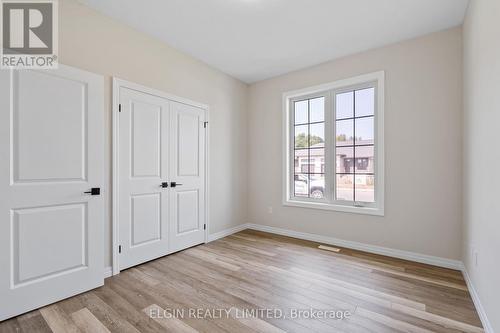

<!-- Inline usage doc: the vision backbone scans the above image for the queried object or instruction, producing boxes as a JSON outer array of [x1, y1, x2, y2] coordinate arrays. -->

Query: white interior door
[[0, 65, 104, 321], [118, 87, 170, 270], [169, 101, 206, 252], [117, 83, 206, 270]]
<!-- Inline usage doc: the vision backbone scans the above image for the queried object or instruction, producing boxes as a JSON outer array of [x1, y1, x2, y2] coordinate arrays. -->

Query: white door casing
[[114, 79, 208, 272], [0, 65, 104, 321]]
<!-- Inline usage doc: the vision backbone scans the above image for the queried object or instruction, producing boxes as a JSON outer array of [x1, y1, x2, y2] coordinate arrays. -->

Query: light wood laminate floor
[[0, 230, 483, 333]]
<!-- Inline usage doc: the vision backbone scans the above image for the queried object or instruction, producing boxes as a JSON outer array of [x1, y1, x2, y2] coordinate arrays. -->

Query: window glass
[[294, 100, 308, 124], [355, 117, 374, 144], [336, 174, 353, 201], [334, 87, 375, 203], [355, 175, 375, 203], [294, 150, 308, 174], [294, 174, 309, 197], [355, 88, 375, 117], [310, 174, 325, 199], [336, 120, 353, 146], [310, 97, 325, 122], [336, 146, 354, 173], [354, 146, 374, 174], [309, 148, 324, 173], [309, 123, 325, 148], [292, 95, 325, 199], [336, 92, 353, 119], [294, 125, 308, 148]]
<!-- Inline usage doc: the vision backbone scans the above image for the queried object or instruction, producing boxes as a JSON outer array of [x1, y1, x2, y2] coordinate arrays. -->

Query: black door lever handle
[[161, 182, 169, 188], [170, 182, 183, 188], [84, 188, 100, 195]]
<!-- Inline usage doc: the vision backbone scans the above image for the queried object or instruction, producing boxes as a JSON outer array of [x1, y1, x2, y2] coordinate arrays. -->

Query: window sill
[[283, 199, 384, 216]]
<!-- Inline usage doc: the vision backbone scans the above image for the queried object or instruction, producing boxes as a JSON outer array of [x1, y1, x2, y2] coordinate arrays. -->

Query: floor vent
[[318, 245, 341, 253]]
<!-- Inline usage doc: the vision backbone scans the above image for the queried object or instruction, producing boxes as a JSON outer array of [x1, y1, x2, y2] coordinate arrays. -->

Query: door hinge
[[203, 121, 208, 128], [118, 245, 122, 253], [204, 224, 206, 230], [118, 104, 122, 112]]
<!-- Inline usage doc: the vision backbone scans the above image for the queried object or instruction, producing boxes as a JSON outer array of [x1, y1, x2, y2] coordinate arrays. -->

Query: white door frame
[[111, 78, 210, 275]]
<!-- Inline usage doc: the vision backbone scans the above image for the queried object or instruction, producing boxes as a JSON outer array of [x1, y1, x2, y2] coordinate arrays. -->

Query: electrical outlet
[[268, 206, 273, 214]]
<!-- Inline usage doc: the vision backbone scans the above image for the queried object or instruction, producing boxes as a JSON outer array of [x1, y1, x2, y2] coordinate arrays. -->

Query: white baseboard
[[244, 223, 463, 270], [104, 266, 113, 279], [207, 224, 249, 242], [461, 266, 495, 333], [207, 222, 462, 270]]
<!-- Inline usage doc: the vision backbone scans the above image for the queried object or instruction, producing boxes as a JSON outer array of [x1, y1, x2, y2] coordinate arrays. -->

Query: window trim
[[282, 71, 385, 216]]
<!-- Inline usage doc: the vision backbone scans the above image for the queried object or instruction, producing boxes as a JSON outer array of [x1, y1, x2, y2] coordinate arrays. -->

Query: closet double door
[[118, 87, 206, 270]]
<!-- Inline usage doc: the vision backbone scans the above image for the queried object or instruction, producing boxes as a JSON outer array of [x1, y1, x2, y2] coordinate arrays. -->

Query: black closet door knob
[[84, 188, 100, 195], [161, 182, 169, 188]]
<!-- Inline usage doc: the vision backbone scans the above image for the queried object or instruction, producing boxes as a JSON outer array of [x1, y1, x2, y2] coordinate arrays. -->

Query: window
[[335, 88, 375, 203], [293, 96, 325, 199], [283, 72, 384, 215]]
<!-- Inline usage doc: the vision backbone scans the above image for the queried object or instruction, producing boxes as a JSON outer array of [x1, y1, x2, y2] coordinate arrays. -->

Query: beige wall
[[59, 0, 249, 267], [247, 28, 463, 260], [463, 0, 500, 330]]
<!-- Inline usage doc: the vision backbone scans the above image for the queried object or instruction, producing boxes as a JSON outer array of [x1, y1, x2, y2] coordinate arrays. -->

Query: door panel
[[0, 66, 104, 321], [131, 194, 161, 246], [131, 102, 161, 178], [118, 87, 170, 270], [177, 113, 200, 176], [13, 203, 87, 285], [14, 70, 87, 182], [176, 190, 199, 234], [169, 101, 205, 252]]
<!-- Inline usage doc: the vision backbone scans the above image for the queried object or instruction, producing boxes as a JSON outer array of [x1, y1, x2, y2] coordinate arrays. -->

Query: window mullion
[[307, 99, 310, 198], [353, 90, 356, 204], [290, 99, 296, 200], [328, 90, 336, 203]]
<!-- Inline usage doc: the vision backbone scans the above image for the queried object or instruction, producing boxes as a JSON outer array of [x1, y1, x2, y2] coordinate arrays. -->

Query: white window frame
[[282, 71, 384, 216]]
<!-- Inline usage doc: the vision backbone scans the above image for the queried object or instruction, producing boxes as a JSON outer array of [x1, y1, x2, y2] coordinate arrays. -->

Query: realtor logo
[[1, 0, 58, 68]]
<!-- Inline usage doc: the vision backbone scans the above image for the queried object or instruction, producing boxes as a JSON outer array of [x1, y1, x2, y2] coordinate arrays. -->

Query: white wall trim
[[208, 222, 462, 269], [244, 223, 463, 270], [207, 224, 249, 242], [103, 267, 113, 279], [461, 266, 495, 333], [111, 77, 210, 276]]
